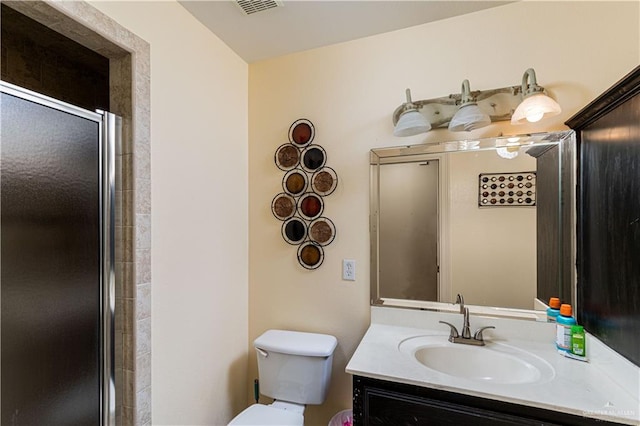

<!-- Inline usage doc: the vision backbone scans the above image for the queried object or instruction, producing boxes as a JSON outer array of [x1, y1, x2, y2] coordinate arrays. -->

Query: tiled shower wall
[[4, 1, 152, 424], [112, 53, 139, 424]]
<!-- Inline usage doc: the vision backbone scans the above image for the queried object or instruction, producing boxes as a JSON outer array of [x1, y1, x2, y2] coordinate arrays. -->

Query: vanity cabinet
[[352, 375, 622, 426]]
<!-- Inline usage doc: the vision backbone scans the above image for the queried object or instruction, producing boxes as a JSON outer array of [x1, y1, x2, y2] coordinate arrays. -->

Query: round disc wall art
[[297, 242, 324, 270], [309, 217, 336, 246], [282, 169, 308, 196], [271, 193, 296, 221], [272, 118, 338, 269], [301, 145, 327, 173], [298, 193, 324, 221], [275, 143, 300, 171], [288, 118, 314, 147], [311, 167, 338, 196]]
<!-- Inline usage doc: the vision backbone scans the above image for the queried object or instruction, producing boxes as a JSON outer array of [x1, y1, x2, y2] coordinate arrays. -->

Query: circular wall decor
[[300, 145, 327, 172], [298, 193, 324, 221], [282, 217, 307, 245], [271, 193, 296, 221], [309, 217, 336, 246], [311, 167, 338, 196], [282, 169, 308, 196], [273, 119, 337, 269], [275, 143, 300, 171], [288, 119, 315, 147], [297, 242, 324, 270]]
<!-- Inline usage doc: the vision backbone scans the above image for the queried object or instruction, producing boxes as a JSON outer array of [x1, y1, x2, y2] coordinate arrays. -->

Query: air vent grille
[[236, 0, 283, 15]]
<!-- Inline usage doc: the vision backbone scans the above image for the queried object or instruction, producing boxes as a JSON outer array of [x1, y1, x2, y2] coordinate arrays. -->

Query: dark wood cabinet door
[[566, 65, 640, 368], [353, 375, 624, 426], [364, 387, 551, 426]]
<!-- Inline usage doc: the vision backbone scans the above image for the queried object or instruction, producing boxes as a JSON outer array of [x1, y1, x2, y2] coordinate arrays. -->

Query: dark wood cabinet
[[353, 375, 623, 426], [566, 65, 640, 368]]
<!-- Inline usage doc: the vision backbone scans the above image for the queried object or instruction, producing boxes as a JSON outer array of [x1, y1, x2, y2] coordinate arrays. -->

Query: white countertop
[[346, 307, 640, 425]]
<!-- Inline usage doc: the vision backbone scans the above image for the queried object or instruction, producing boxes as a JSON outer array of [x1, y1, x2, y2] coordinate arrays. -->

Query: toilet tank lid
[[254, 330, 337, 357]]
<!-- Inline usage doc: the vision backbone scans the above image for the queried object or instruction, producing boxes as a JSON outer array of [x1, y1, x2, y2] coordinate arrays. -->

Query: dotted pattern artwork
[[271, 119, 338, 269], [478, 172, 536, 207]]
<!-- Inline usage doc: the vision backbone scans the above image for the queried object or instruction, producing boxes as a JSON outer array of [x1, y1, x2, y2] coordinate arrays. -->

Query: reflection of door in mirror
[[379, 160, 439, 301]]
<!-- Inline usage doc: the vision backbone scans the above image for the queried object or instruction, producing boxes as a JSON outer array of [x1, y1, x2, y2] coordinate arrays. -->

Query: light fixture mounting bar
[[392, 84, 532, 129]]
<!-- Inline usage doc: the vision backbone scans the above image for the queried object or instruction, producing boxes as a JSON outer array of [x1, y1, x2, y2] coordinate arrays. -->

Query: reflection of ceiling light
[[507, 136, 520, 143], [496, 146, 519, 159], [458, 140, 480, 150]]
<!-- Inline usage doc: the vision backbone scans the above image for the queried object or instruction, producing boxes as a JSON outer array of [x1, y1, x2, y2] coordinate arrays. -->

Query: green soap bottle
[[571, 325, 586, 357]]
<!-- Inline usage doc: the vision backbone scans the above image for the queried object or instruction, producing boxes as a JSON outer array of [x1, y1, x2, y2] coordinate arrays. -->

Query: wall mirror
[[370, 131, 576, 317]]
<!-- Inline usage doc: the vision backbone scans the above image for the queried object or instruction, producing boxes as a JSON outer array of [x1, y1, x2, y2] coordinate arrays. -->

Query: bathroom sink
[[398, 336, 555, 385]]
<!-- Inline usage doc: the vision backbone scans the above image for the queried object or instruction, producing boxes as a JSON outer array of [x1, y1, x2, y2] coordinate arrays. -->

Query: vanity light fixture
[[448, 80, 491, 132], [393, 88, 431, 137], [392, 67, 561, 137], [511, 68, 562, 124]]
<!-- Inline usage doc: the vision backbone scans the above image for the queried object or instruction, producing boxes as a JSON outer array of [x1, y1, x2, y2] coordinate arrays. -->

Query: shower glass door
[[1, 81, 116, 426]]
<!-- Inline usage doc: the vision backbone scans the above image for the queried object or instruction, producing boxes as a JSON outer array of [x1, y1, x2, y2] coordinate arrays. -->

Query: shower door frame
[[1, 80, 117, 426]]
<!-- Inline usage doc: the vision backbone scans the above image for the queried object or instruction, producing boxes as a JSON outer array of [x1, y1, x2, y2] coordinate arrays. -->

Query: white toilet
[[228, 329, 338, 425]]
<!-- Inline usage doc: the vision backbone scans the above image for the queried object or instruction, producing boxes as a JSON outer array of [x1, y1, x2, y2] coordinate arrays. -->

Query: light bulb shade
[[448, 104, 491, 132], [393, 109, 431, 137], [511, 93, 561, 124]]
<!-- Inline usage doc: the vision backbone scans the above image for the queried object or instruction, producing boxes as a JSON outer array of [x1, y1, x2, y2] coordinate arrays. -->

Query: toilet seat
[[228, 404, 304, 425]]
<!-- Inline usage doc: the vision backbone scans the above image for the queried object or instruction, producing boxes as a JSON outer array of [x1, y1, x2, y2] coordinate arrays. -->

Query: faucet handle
[[439, 321, 460, 340], [473, 326, 495, 342]]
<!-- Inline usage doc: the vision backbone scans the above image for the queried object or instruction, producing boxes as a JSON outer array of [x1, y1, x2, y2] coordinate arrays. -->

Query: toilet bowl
[[228, 330, 337, 426]]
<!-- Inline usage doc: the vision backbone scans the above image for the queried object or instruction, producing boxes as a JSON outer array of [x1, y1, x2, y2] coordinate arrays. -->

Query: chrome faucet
[[461, 307, 472, 339], [440, 301, 495, 346]]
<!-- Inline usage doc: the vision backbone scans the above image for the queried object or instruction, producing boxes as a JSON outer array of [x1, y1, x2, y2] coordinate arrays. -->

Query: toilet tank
[[254, 330, 337, 405]]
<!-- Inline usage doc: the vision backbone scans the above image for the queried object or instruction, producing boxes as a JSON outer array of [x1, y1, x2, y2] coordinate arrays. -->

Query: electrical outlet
[[343, 259, 356, 281]]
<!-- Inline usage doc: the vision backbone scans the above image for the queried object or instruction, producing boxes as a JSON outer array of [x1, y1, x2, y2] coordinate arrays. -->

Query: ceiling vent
[[235, 0, 283, 16]]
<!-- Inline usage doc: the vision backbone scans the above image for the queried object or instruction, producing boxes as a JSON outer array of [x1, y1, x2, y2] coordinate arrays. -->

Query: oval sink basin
[[399, 336, 555, 385]]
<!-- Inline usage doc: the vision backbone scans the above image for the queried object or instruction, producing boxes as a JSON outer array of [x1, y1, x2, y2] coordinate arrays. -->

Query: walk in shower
[[1, 81, 119, 425]]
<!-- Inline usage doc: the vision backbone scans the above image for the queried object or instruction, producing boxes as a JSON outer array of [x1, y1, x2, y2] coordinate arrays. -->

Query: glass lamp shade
[[448, 103, 491, 132], [511, 93, 561, 124], [393, 109, 431, 137]]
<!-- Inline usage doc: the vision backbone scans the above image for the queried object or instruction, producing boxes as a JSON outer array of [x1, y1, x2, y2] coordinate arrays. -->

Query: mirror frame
[[370, 131, 577, 320]]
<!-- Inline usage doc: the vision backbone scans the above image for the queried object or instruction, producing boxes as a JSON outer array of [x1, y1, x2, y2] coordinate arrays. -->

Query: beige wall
[[249, 2, 639, 424], [91, 2, 249, 425]]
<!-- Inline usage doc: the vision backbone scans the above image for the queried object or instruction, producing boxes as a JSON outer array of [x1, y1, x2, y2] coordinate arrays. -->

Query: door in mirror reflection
[[379, 160, 439, 301]]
